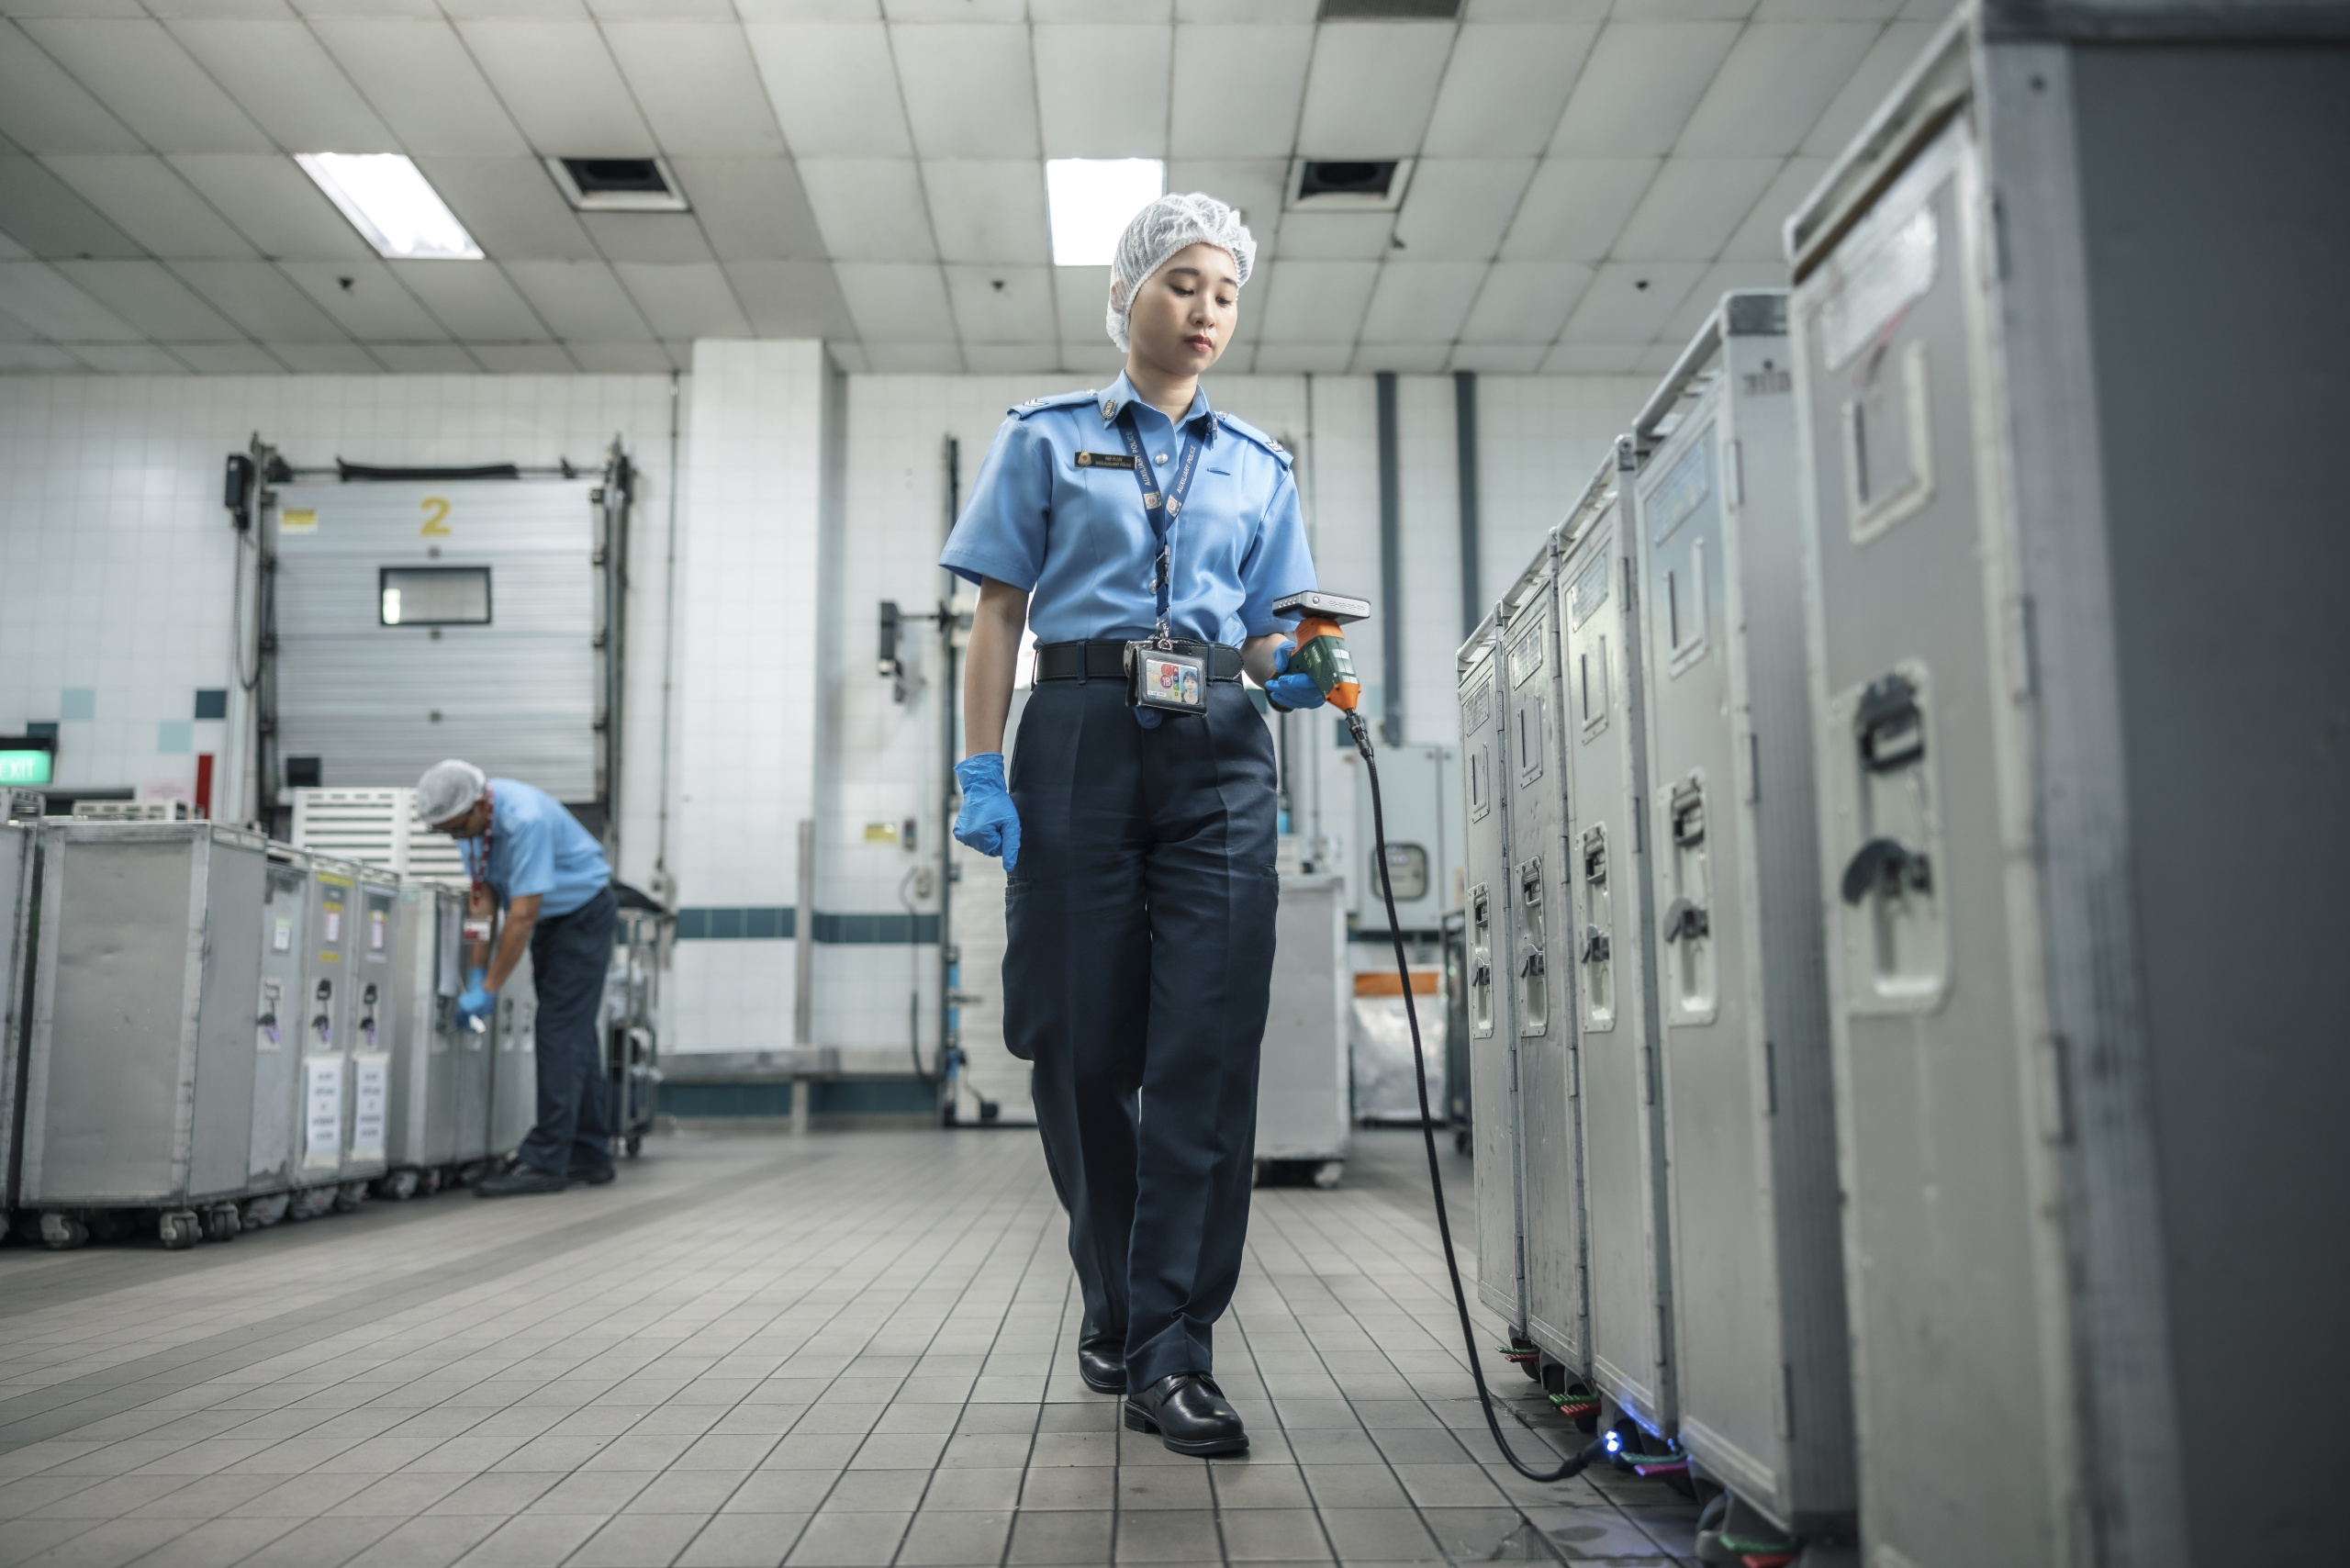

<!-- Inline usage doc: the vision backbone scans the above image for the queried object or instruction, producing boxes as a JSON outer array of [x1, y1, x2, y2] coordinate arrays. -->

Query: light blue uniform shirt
[[461, 778, 610, 918], [939, 373, 1317, 645]]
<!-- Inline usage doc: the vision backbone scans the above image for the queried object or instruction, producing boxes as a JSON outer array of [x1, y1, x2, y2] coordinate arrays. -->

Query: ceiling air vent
[[546, 157, 689, 213], [1287, 159, 1414, 212], [1319, 0, 1460, 17]]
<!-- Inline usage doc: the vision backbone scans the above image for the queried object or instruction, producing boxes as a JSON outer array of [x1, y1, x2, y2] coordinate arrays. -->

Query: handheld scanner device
[[1270, 590, 1371, 711]]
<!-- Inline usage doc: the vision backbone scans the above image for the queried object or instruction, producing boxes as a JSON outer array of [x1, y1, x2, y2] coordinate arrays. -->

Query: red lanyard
[[466, 783, 496, 910]]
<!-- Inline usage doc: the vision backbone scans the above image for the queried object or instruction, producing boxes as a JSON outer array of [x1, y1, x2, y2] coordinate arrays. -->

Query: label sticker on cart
[[351, 1059, 387, 1159], [274, 918, 292, 952], [369, 910, 386, 951], [303, 1058, 343, 1166], [323, 904, 341, 942]]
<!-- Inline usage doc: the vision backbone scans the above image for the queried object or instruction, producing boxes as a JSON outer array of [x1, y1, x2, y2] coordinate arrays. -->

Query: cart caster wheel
[[1312, 1160, 1344, 1190], [377, 1170, 418, 1202], [39, 1213, 87, 1250], [333, 1182, 366, 1214], [202, 1204, 240, 1243], [159, 1209, 202, 1249], [418, 1168, 443, 1196], [625, 1136, 642, 1158]]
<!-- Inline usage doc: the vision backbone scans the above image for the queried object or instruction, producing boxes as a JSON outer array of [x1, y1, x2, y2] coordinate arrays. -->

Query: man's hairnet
[[1106, 193, 1257, 352], [415, 758, 487, 827]]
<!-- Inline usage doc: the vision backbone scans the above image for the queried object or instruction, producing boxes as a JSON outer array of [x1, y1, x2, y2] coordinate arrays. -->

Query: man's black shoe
[[1124, 1372, 1248, 1456], [475, 1165, 566, 1198], [1077, 1337, 1125, 1395], [568, 1165, 616, 1187]]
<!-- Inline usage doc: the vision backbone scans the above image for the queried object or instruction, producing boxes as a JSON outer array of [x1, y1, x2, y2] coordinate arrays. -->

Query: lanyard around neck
[[1113, 406, 1205, 645], [466, 784, 496, 905]]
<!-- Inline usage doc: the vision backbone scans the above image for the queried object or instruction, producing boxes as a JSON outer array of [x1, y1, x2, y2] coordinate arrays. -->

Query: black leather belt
[[1035, 640, 1244, 683]]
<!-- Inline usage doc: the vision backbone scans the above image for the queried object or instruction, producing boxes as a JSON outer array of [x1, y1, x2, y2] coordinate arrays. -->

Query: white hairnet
[[1106, 192, 1257, 352], [415, 758, 486, 826]]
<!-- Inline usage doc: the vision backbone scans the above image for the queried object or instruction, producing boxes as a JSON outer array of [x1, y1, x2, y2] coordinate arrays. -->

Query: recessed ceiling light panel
[[296, 153, 482, 260], [1046, 159, 1166, 267], [546, 157, 689, 213]]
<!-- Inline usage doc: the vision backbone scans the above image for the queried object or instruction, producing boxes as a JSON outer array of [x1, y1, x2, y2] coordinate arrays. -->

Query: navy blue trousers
[[519, 883, 616, 1177], [1005, 678, 1280, 1392]]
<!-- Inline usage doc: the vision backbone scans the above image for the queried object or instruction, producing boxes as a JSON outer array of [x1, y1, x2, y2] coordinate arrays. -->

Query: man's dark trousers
[[1004, 676, 1280, 1394], [518, 883, 617, 1178]]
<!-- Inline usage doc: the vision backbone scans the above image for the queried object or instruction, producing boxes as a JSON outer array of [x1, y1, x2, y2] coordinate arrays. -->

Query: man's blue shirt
[[938, 372, 1317, 645], [462, 778, 609, 918]]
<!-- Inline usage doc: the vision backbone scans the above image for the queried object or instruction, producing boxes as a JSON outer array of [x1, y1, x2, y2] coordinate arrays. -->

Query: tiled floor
[[0, 1128, 1698, 1567]]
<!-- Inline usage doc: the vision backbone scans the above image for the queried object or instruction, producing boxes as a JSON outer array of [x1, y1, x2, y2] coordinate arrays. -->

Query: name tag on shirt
[[1074, 451, 1137, 470]]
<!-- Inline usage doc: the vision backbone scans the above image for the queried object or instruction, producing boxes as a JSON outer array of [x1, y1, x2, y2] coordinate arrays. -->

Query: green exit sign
[[0, 747, 54, 787]]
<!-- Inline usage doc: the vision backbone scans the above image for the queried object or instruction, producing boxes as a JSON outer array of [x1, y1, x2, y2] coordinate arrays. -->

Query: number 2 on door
[[420, 496, 453, 535]]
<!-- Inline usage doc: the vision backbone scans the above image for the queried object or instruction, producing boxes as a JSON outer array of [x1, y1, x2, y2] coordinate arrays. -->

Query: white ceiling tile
[[1446, 342, 1549, 372], [861, 341, 963, 373], [1609, 0, 1756, 18], [0, 260, 140, 340], [668, 159, 827, 262], [1420, 24, 1598, 157], [1658, 255, 1789, 342], [288, 0, 438, 14], [0, 343, 79, 371], [386, 259, 551, 339], [1177, 0, 1316, 19], [472, 342, 579, 373], [1802, 19, 1940, 156], [164, 20, 397, 153], [367, 343, 483, 373], [1391, 159, 1536, 260], [891, 25, 1038, 159], [1060, 339, 1120, 375], [269, 341, 386, 374], [169, 155, 371, 260], [834, 262, 953, 341], [1254, 258, 1375, 343], [308, 19, 530, 156], [961, 342, 1066, 375], [17, 18, 273, 151], [1550, 22, 1740, 156], [742, 23, 910, 158], [1718, 154, 1825, 260], [1460, 260, 1593, 342], [1359, 260, 1485, 343], [1752, 0, 1901, 17], [0, 156, 144, 256], [414, 156, 597, 260], [454, 21, 655, 155], [578, 213, 714, 265], [42, 155, 257, 258], [1034, 25, 1170, 159], [825, 339, 869, 372], [722, 260, 855, 337], [1349, 342, 1449, 374], [569, 340, 677, 372], [491, 259, 649, 340], [1169, 25, 1313, 159], [1032, 0, 1169, 17], [1270, 210, 1393, 261], [799, 159, 935, 261], [1543, 340, 1644, 373], [1554, 258, 1704, 344], [168, 342, 285, 372], [601, 22, 786, 156], [922, 160, 1047, 265], [1610, 157, 1777, 260], [1634, 339, 1685, 373], [1164, 158, 1284, 234], [943, 263, 1054, 342], [0, 23, 141, 153], [67, 342, 190, 373], [50, 259, 242, 340], [1464, 0, 1610, 20], [881, 0, 1023, 18], [1497, 158, 1656, 263], [277, 259, 451, 339], [1675, 22, 1879, 156], [1250, 342, 1352, 374], [1295, 21, 1454, 159], [173, 260, 351, 340], [1053, 264, 1108, 341], [440, 2, 592, 17]]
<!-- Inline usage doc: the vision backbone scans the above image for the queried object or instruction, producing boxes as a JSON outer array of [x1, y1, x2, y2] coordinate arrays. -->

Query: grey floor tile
[[429, 1473, 563, 1515], [1002, 1508, 1113, 1566], [1112, 1507, 1221, 1563], [669, 1511, 804, 1568], [341, 1514, 503, 1568], [758, 1438, 862, 1473], [816, 1472, 918, 1512], [1216, 1507, 1332, 1563], [1369, 1429, 1473, 1466], [1297, 1463, 1410, 1510], [26, 1474, 191, 1518], [1416, 1507, 1559, 1562], [622, 1470, 749, 1514], [1022, 1434, 1114, 1470], [1115, 1464, 1211, 1510], [331, 1473, 472, 1518], [1391, 1462, 1509, 1507], [451, 1514, 609, 1568], [778, 1508, 909, 1567], [893, 1507, 1011, 1567], [910, 1469, 1020, 1512], [124, 1514, 303, 1568], [1209, 1462, 1312, 1510], [721, 1472, 840, 1515], [1314, 1506, 1445, 1564], [567, 1511, 705, 1568], [845, 1435, 944, 1471]]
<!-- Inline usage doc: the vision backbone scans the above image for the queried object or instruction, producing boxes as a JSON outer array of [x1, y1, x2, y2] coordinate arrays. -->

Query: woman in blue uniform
[[943, 194, 1326, 1456]]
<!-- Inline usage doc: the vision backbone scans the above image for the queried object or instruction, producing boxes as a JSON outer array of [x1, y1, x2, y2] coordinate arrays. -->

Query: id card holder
[[1126, 643, 1208, 716]]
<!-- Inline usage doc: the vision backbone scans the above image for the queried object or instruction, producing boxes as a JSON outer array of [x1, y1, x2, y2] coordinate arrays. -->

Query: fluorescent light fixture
[[1046, 159, 1164, 267], [296, 153, 482, 261]]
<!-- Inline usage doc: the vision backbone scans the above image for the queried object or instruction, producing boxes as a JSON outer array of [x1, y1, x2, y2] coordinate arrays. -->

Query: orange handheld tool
[[1270, 590, 1371, 712]]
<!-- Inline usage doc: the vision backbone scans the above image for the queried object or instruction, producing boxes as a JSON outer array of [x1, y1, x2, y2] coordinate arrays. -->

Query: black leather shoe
[[1125, 1372, 1248, 1456], [1077, 1337, 1125, 1395], [567, 1164, 616, 1187], [475, 1165, 566, 1198]]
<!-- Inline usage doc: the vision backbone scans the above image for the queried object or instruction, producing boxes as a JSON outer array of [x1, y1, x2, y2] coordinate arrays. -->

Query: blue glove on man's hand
[[1266, 641, 1327, 712], [457, 966, 495, 1026], [953, 753, 1022, 870]]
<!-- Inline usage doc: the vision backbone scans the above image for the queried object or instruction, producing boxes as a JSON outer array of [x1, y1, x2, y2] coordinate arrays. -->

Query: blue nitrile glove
[[458, 966, 495, 1026], [953, 753, 1022, 870], [1266, 641, 1327, 712]]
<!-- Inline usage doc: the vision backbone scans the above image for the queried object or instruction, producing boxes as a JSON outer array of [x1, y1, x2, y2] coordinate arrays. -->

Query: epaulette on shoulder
[[1007, 388, 1098, 420], [1214, 410, 1292, 465]]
